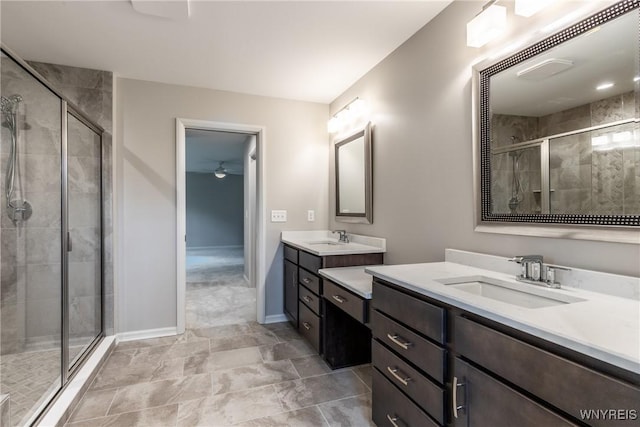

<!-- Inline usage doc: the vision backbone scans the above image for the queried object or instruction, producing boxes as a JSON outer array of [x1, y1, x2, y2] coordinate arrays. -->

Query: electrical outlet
[[271, 210, 287, 222], [307, 210, 315, 222]]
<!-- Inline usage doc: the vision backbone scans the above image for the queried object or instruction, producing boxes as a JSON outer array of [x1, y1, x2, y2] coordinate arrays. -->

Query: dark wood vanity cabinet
[[371, 281, 447, 426], [282, 244, 382, 360], [283, 259, 298, 326], [371, 279, 640, 427], [323, 282, 372, 369]]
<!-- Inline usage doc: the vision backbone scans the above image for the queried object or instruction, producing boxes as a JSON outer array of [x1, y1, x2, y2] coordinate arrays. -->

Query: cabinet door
[[452, 357, 577, 427], [284, 260, 298, 325]]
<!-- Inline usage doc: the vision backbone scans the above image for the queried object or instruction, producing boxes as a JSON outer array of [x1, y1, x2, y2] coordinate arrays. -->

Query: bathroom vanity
[[280, 231, 384, 367], [367, 250, 640, 427]]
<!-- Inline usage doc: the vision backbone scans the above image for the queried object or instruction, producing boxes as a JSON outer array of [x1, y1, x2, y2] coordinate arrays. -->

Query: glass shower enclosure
[[0, 47, 104, 426]]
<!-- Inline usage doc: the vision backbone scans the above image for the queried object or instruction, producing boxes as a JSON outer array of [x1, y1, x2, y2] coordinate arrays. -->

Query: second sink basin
[[436, 276, 586, 309]]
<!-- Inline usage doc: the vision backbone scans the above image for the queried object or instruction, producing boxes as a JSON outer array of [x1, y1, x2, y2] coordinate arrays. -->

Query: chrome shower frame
[[1, 44, 106, 426]]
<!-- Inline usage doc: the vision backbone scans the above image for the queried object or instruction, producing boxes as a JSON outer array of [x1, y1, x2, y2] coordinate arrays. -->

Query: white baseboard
[[264, 314, 288, 324], [116, 327, 177, 344]]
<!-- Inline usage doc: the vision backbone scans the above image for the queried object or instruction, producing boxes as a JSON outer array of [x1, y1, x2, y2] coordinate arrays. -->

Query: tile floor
[[65, 321, 374, 426], [0, 348, 60, 426]]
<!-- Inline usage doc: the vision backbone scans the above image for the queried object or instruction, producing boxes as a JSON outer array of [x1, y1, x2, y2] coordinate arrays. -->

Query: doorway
[[176, 119, 265, 334]]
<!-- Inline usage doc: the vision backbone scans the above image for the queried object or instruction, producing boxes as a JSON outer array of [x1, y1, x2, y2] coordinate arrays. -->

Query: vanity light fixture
[[214, 162, 227, 179], [596, 82, 614, 91], [515, 0, 556, 18], [327, 97, 369, 134], [466, 1, 507, 48]]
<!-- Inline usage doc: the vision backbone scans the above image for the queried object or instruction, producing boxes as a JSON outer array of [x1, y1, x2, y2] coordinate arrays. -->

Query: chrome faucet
[[510, 255, 544, 281], [332, 230, 349, 243], [509, 255, 570, 288]]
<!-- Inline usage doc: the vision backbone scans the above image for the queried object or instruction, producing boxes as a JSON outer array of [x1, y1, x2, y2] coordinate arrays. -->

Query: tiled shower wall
[[490, 91, 638, 215], [29, 61, 114, 337], [0, 59, 113, 356], [1, 56, 63, 354]]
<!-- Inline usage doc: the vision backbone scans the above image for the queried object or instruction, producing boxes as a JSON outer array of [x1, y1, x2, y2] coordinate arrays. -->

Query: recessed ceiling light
[[596, 82, 614, 91]]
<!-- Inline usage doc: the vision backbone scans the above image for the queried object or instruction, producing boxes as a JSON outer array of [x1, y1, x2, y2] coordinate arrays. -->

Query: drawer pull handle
[[302, 322, 312, 330], [453, 375, 465, 419], [303, 296, 312, 303], [387, 366, 411, 386], [302, 277, 311, 284], [332, 295, 346, 304], [386, 414, 402, 427], [387, 333, 412, 350]]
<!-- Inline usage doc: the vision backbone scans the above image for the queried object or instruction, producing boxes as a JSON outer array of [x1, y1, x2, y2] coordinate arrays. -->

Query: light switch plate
[[271, 210, 287, 222], [307, 210, 315, 222]]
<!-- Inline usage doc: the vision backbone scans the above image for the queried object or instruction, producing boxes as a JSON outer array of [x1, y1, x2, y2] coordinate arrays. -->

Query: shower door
[[65, 110, 102, 370], [1, 51, 64, 426], [1, 48, 104, 426]]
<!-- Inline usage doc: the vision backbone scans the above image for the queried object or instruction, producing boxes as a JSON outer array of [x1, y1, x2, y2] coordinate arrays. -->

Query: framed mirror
[[335, 122, 373, 224], [473, 0, 639, 242]]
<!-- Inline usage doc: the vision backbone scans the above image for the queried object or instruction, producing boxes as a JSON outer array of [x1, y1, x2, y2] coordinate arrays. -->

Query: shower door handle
[[67, 232, 72, 252]]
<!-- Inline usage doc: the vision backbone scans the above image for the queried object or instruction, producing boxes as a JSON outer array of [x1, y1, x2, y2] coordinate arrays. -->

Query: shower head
[[1, 95, 23, 115]]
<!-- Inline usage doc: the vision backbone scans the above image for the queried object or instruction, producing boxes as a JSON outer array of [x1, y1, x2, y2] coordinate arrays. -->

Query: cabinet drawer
[[455, 316, 640, 427], [372, 369, 439, 427], [299, 251, 322, 274], [372, 281, 445, 344], [373, 340, 444, 425], [299, 268, 321, 295], [372, 310, 445, 384], [299, 284, 321, 315], [453, 357, 577, 427], [299, 302, 321, 353], [324, 280, 368, 323], [284, 245, 298, 263]]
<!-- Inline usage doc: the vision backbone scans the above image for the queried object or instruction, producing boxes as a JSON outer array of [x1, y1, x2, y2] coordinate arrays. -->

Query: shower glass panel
[[67, 112, 102, 368], [1, 47, 105, 426], [491, 146, 542, 214], [549, 121, 640, 215], [1, 51, 63, 426]]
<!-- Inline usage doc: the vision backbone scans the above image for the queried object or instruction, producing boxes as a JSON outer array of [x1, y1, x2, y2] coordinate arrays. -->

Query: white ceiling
[[491, 11, 637, 117], [0, 0, 452, 104], [186, 129, 250, 174]]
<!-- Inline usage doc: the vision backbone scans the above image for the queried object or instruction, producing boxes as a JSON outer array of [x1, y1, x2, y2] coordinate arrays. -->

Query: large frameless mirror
[[473, 0, 639, 242], [335, 122, 373, 224]]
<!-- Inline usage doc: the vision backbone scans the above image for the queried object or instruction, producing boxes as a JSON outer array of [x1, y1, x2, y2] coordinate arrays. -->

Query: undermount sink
[[307, 240, 346, 246], [435, 276, 586, 309]]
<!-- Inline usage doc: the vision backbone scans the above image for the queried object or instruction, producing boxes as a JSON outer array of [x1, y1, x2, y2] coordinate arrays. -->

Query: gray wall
[[186, 172, 244, 248], [329, 1, 640, 277], [115, 78, 328, 333]]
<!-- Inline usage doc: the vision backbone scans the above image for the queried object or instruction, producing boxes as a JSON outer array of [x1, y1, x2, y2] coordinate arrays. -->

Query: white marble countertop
[[318, 266, 379, 299], [281, 230, 385, 256], [365, 261, 640, 375]]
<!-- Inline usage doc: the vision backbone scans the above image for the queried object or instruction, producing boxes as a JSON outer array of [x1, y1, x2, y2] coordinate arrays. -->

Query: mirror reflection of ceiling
[[185, 129, 250, 174], [491, 10, 637, 117]]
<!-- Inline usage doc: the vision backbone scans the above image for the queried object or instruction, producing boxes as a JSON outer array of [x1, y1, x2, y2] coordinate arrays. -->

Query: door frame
[[176, 118, 266, 333]]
